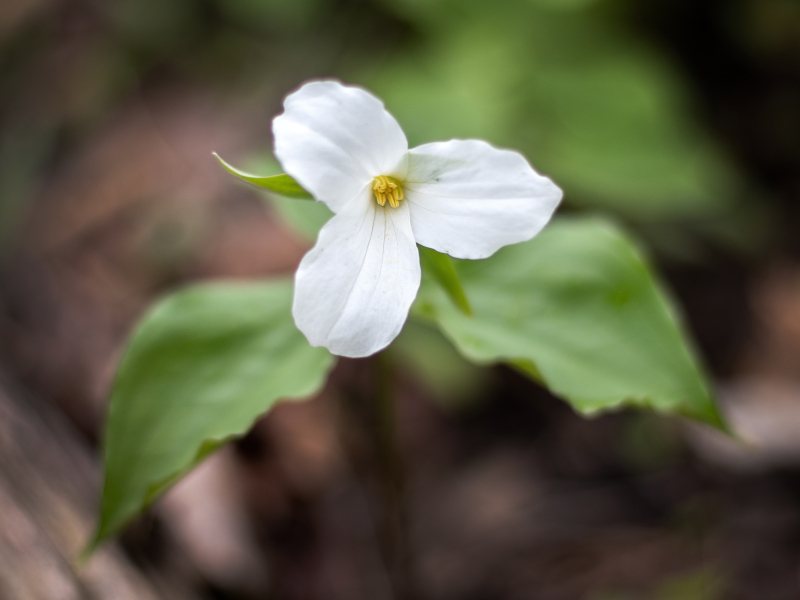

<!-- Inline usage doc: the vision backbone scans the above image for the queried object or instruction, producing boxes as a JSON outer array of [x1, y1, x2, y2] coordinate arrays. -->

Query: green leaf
[[91, 280, 334, 549], [413, 217, 725, 429], [213, 152, 313, 199], [419, 246, 472, 315]]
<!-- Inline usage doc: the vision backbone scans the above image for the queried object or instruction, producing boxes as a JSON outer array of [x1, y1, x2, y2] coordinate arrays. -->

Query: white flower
[[274, 80, 563, 358]]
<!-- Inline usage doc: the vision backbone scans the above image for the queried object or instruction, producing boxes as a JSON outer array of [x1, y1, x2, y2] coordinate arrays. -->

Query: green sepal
[[213, 152, 313, 199]]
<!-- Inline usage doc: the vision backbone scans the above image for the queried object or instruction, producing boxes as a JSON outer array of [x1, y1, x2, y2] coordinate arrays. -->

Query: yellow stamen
[[373, 175, 403, 208]]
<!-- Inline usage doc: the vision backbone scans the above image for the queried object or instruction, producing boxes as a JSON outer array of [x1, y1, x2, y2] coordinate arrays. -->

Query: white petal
[[404, 139, 562, 259], [292, 191, 420, 358], [273, 80, 409, 213]]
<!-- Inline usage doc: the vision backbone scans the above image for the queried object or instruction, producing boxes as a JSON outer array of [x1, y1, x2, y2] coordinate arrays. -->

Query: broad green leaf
[[413, 217, 725, 429], [214, 153, 313, 199], [419, 246, 472, 316], [92, 280, 334, 549]]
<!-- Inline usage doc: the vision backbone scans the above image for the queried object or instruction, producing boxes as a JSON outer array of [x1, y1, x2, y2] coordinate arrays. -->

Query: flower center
[[373, 175, 403, 208]]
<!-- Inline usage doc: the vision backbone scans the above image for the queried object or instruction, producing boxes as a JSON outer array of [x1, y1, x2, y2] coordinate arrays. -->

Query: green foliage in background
[[0, 0, 763, 261], [390, 321, 492, 410], [366, 0, 743, 222]]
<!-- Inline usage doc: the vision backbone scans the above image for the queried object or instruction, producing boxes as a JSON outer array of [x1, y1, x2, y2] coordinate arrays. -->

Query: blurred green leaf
[[530, 0, 601, 10], [390, 320, 490, 411], [92, 280, 334, 549], [365, 2, 752, 241], [525, 51, 740, 220], [419, 246, 472, 316], [214, 153, 313, 199], [412, 217, 725, 429], [268, 195, 333, 241]]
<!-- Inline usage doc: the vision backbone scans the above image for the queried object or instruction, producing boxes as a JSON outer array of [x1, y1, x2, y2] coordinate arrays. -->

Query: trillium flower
[[273, 80, 563, 358]]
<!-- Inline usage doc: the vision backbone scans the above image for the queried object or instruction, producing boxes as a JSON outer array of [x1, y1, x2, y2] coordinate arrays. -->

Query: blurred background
[[1, 0, 800, 598]]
